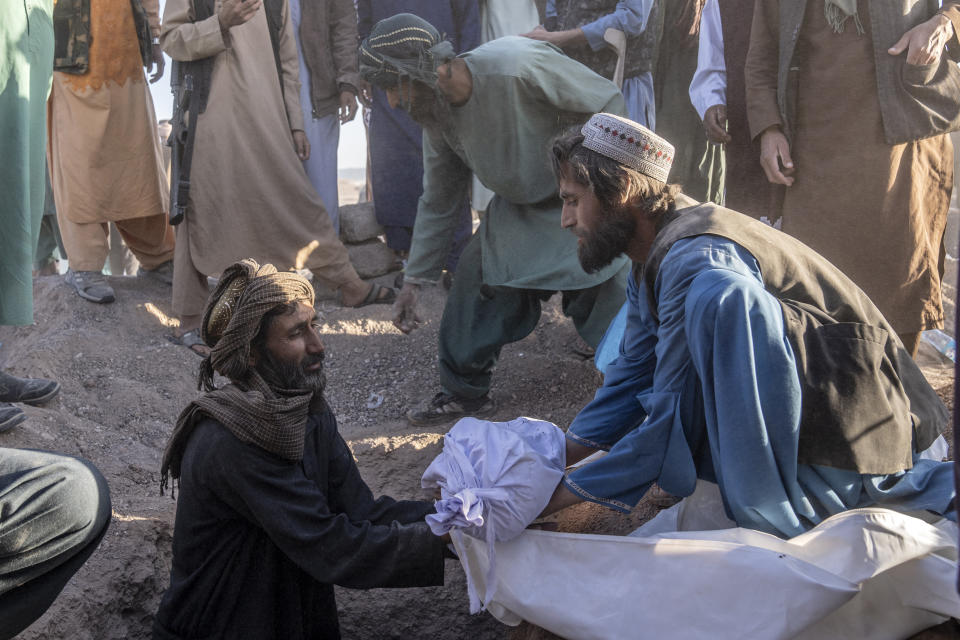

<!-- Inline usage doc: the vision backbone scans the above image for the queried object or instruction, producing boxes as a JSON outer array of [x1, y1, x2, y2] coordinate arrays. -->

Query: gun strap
[[263, 0, 285, 102]]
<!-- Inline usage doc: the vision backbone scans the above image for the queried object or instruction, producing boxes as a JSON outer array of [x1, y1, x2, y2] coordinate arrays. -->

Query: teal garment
[[438, 235, 628, 398], [0, 1, 54, 326], [405, 36, 630, 290]]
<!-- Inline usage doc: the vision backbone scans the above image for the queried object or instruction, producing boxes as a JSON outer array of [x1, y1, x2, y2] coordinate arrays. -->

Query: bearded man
[[360, 13, 630, 425], [540, 113, 955, 538], [153, 260, 447, 639]]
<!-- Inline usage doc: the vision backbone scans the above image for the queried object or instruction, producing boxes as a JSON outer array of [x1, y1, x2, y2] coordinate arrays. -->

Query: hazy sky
[[148, 18, 368, 170]]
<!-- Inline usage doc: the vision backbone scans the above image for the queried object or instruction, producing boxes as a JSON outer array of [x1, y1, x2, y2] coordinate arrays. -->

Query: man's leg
[[0, 449, 111, 639], [171, 222, 213, 355], [115, 214, 175, 272], [56, 217, 115, 303], [437, 236, 543, 400], [560, 262, 629, 348], [301, 113, 341, 233]]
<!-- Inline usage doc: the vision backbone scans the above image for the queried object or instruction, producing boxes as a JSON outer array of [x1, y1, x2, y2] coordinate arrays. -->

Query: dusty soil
[[1, 195, 957, 638], [0, 268, 676, 639]]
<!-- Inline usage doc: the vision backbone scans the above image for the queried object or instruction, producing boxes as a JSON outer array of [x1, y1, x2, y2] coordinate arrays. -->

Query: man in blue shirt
[[541, 113, 955, 538]]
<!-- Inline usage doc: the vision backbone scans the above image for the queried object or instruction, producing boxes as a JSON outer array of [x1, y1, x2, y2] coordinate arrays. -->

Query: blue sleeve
[[453, 0, 481, 52], [566, 273, 657, 450], [579, 0, 654, 52], [546, 0, 557, 19], [565, 236, 796, 514]]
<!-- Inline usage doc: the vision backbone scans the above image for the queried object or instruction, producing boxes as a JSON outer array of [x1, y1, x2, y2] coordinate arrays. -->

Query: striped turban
[[359, 13, 456, 91], [198, 258, 315, 390], [161, 260, 317, 494]]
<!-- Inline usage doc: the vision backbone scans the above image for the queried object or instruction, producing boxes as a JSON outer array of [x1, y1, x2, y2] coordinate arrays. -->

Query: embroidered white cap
[[581, 113, 674, 183]]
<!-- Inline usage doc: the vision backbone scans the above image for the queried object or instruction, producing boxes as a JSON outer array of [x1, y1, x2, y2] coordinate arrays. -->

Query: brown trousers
[[57, 213, 175, 272]]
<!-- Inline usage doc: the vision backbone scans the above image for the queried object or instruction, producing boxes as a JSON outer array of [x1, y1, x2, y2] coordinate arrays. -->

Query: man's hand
[[888, 13, 954, 65], [357, 79, 374, 108], [148, 45, 165, 83], [703, 104, 731, 144], [520, 25, 584, 48], [339, 90, 358, 124], [292, 129, 310, 161], [218, 0, 261, 31], [759, 126, 795, 186], [392, 282, 423, 334]]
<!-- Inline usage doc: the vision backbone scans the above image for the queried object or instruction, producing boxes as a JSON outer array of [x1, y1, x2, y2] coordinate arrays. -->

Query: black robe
[[153, 405, 445, 639]]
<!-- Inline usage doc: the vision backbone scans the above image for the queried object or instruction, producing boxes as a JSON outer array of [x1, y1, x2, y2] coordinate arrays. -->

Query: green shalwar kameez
[[403, 36, 630, 398], [0, 1, 54, 326]]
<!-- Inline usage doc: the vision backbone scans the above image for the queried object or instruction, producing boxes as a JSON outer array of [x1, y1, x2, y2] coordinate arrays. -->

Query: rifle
[[168, 60, 194, 226]]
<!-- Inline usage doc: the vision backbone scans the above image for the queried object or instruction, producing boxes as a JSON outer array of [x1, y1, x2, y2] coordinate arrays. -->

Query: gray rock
[[347, 240, 397, 279], [312, 280, 338, 301], [339, 202, 384, 243]]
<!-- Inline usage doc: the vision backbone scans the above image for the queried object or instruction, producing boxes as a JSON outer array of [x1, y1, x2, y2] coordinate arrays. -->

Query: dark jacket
[[298, 0, 362, 119], [748, 0, 960, 144], [153, 405, 444, 640], [642, 196, 946, 475]]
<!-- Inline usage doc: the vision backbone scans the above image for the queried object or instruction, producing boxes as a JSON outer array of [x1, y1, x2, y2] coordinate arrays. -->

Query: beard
[[256, 349, 326, 395], [406, 87, 454, 133], [578, 207, 637, 273]]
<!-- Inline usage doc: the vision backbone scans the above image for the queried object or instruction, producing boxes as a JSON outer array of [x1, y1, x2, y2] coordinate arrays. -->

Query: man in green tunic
[[0, 1, 62, 431], [360, 13, 629, 425]]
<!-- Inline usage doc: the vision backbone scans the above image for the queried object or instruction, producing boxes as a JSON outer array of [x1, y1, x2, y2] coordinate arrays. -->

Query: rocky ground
[[0, 266, 674, 639]]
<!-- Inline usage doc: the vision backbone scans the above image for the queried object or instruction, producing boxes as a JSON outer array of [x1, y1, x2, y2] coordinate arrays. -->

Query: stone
[[347, 239, 397, 279], [339, 202, 384, 244]]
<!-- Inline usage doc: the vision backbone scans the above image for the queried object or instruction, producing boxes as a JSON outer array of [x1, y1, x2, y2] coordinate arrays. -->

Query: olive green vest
[[641, 196, 945, 475], [53, 0, 153, 74]]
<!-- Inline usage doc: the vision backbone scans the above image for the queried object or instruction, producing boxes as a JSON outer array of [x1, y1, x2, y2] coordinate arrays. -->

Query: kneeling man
[[543, 114, 955, 537], [154, 260, 446, 639]]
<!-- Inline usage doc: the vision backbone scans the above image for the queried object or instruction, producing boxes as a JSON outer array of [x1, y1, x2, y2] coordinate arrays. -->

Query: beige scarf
[[825, 0, 864, 35]]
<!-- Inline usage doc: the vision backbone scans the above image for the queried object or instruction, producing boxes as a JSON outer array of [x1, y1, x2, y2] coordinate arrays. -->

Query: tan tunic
[[746, 0, 956, 334], [161, 0, 358, 316], [47, 0, 169, 224]]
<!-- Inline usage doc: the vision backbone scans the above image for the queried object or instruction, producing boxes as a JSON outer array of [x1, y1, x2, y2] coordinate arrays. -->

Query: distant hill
[[338, 166, 366, 184]]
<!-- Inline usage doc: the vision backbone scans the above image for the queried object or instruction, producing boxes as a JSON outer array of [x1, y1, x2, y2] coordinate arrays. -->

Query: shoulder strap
[[263, 0, 286, 102]]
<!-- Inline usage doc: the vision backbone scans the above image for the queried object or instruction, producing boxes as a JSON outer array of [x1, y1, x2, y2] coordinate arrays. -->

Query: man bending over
[[542, 113, 954, 537], [359, 14, 630, 425]]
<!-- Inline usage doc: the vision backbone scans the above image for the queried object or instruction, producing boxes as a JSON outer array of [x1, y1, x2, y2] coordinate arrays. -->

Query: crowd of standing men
[[1, 0, 959, 637]]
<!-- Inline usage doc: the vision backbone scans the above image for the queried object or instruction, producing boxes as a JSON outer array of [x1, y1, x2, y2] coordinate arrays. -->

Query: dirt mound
[[0, 273, 638, 639]]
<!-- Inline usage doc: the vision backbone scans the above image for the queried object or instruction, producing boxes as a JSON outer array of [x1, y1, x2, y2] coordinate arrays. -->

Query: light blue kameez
[[566, 235, 955, 538]]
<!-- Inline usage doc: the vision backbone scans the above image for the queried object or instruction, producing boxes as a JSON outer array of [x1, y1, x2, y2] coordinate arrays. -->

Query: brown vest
[[641, 197, 945, 474]]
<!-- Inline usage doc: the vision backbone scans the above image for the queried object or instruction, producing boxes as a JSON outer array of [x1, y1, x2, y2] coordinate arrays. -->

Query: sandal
[[167, 329, 210, 357], [346, 283, 396, 308]]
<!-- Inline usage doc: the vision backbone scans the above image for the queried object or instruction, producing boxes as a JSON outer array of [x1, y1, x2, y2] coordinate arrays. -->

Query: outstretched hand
[[392, 283, 422, 334], [888, 13, 954, 65]]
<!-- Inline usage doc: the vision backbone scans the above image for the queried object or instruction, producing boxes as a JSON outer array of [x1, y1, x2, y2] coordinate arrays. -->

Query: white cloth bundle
[[421, 416, 566, 612], [453, 480, 960, 639]]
